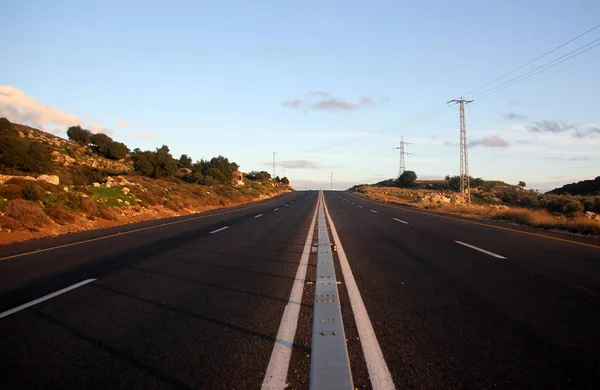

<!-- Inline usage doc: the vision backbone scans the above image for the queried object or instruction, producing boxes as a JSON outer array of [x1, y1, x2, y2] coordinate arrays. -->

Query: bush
[[0, 184, 26, 200], [0, 215, 22, 230], [98, 205, 119, 220], [3, 199, 51, 228], [0, 134, 53, 173], [21, 182, 46, 201], [45, 205, 76, 225], [132, 146, 178, 178]]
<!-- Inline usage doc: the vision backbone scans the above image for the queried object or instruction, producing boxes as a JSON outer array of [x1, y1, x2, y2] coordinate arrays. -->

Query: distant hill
[[547, 177, 600, 196]]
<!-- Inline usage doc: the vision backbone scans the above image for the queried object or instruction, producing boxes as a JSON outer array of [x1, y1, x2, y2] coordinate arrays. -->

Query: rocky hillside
[[547, 176, 600, 196], [0, 118, 292, 244]]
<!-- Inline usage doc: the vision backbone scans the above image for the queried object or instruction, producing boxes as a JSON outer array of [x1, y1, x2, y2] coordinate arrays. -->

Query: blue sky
[[2, 0, 599, 191]]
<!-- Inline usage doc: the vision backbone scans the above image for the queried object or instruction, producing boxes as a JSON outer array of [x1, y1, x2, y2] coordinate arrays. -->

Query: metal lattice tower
[[393, 135, 412, 177], [449, 99, 473, 203], [272, 152, 277, 178], [330, 173, 334, 190]]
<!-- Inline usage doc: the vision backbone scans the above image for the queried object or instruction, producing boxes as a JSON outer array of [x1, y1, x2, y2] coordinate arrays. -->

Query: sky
[[1, 0, 600, 191]]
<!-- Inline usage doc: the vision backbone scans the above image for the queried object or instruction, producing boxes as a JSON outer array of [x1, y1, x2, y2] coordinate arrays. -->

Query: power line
[[462, 23, 600, 97], [470, 38, 600, 101]]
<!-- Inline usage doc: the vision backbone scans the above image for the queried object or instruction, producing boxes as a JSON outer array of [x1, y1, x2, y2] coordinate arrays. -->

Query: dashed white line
[[358, 205, 363, 208], [209, 226, 229, 234], [370, 210, 378, 214], [274, 208, 279, 211], [262, 193, 319, 388], [0, 279, 97, 319], [254, 214, 263, 218], [285, 204, 289, 207], [393, 218, 408, 224], [455, 241, 507, 259]]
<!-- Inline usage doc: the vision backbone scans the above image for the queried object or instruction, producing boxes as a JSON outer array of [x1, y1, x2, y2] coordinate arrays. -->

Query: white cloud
[[133, 132, 157, 139], [0, 85, 83, 133], [0, 85, 115, 136], [115, 120, 131, 127]]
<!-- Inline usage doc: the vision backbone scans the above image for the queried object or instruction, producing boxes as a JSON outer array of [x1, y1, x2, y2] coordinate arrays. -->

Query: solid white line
[[262, 194, 319, 389], [322, 195, 395, 389], [455, 241, 507, 259], [370, 210, 378, 213], [209, 226, 229, 234], [0, 279, 96, 319], [274, 208, 279, 211], [393, 218, 408, 224], [254, 214, 264, 218]]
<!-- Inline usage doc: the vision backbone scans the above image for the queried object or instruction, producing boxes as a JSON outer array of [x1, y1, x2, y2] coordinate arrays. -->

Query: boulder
[[93, 182, 101, 188], [122, 186, 131, 195], [37, 174, 60, 186]]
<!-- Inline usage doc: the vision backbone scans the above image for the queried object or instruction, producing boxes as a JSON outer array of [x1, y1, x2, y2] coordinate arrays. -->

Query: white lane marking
[[322, 196, 395, 389], [209, 226, 229, 234], [274, 208, 279, 211], [393, 218, 408, 224], [285, 204, 289, 207], [358, 205, 363, 208], [0, 279, 96, 319], [370, 210, 378, 213], [262, 194, 319, 389], [254, 214, 264, 218], [455, 241, 507, 259]]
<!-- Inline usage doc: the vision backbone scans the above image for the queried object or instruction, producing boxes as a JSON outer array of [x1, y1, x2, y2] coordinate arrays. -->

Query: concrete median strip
[[455, 241, 507, 259], [0, 279, 96, 319], [262, 194, 319, 389], [323, 194, 396, 390]]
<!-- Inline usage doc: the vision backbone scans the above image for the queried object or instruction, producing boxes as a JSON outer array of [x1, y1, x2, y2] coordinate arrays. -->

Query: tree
[[91, 133, 114, 156], [281, 177, 290, 185], [131, 145, 177, 178], [0, 133, 52, 173], [179, 154, 192, 169], [67, 126, 92, 145], [106, 141, 129, 160], [518, 181, 526, 188], [398, 170, 417, 188]]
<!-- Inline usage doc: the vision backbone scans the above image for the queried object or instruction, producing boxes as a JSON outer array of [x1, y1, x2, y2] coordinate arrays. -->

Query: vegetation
[[398, 170, 417, 188], [547, 176, 600, 196], [0, 117, 292, 240]]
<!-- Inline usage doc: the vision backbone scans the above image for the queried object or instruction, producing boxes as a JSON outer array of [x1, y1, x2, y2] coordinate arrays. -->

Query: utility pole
[[330, 173, 334, 190], [272, 152, 277, 178], [448, 98, 473, 204], [392, 135, 412, 177]]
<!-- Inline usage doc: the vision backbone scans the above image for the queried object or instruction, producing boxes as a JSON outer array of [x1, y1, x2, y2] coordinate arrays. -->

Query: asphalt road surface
[[1, 190, 600, 389]]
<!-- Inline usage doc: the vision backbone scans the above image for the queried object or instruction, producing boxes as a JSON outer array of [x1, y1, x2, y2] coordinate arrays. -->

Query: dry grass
[[3, 199, 51, 229], [45, 205, 76, 225], [0, 215, 23, 230], [491, 208, 600, 235]]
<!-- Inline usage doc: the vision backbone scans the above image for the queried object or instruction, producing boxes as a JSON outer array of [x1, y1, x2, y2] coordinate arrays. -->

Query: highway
[[1, 190, 600, 389]]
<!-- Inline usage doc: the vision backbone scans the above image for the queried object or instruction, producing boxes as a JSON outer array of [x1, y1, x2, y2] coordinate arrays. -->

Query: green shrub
[[0, 135, 53, 173]]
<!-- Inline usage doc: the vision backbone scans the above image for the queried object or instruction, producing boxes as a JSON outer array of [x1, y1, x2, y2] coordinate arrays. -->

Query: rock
[[122, 187, 130, 195], [105, 183, 111, 188], [93, 182, 101, 188], [37, 174, 60, 185], [117, 199, 123, 203], [63, 186, 69, 192], [584, 211, 600, 221]]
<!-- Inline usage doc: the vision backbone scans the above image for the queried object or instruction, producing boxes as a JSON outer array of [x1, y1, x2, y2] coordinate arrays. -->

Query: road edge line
[[322, 194, 395, 389], [261, 194, 319, 389]]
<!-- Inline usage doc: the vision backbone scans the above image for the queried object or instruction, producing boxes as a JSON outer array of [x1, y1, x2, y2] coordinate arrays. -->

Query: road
[[1, 190, 600, 389]]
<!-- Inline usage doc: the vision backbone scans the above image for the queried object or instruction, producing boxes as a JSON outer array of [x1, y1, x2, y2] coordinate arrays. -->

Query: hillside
[[0, 118, 292, 244], [547, 176, 600, 196], [351, 176, 600, 235]]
